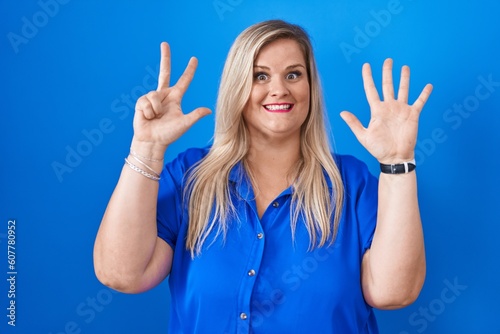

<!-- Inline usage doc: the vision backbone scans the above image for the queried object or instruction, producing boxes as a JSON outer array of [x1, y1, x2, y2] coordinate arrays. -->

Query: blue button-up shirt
[[157, 147, 379, 333]]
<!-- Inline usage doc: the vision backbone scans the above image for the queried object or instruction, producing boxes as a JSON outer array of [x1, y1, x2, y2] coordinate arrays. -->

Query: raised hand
[[340, 58, 433, 164], [133, 42, 211, 151]]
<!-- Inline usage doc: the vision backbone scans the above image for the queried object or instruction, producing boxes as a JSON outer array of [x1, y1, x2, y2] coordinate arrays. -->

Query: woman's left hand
[[340, 58, 433, 164]]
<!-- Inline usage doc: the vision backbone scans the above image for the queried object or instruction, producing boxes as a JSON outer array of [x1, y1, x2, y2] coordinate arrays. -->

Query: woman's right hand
[[132, 42, 211, 156]]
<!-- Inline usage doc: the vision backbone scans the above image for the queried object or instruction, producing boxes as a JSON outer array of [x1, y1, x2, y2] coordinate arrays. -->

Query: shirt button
[[272, 201, 279, 208], [240, 312, 248, 320], [257, 233, 263, 239], [248, 269, 256, 276]]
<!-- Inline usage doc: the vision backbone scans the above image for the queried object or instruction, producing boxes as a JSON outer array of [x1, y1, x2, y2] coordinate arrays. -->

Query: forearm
[[364, 171, 426, 308], [93, 140, 166, 290]]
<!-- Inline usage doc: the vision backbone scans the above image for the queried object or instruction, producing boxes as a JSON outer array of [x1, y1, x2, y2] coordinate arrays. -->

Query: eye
[[286, 71, 302, 80], [254, 72, 269, 81]]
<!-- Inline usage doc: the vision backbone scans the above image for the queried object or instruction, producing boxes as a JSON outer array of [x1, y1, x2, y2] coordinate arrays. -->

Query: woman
[[94, 20, 432, 333]]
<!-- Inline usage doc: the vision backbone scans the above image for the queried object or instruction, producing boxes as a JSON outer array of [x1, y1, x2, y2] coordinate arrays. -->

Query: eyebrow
[[253, 64, 306, 71]]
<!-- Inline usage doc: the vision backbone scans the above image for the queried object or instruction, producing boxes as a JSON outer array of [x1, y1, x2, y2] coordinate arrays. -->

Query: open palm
[[341, 58, 433, 164]]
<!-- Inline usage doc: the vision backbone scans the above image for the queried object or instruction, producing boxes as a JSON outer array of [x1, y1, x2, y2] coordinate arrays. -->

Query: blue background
[[1, 0, 499, 333]]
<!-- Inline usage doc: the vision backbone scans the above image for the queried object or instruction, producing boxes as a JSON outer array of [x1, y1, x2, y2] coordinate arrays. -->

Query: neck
[[245, 136, 301, 176], [244, 138, 301, 218]]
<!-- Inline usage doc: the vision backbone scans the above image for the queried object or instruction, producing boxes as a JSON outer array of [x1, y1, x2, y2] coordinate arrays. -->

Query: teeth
[[265, 104, 292, 111]]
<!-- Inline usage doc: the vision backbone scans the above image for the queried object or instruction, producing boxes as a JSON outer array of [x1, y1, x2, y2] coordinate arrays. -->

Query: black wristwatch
[[380, 159, 416, 174]]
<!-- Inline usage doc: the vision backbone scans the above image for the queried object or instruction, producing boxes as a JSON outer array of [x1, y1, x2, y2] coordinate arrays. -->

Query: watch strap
[[380, 159, 416, 174]]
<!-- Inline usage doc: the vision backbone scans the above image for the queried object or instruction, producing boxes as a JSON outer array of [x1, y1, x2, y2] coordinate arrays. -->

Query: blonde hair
[[185, 20, 344, 256]]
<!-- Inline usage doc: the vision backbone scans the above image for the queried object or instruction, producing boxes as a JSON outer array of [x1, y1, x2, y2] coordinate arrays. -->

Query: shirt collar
[[228, 162, 335, 192], [228, 162, 254, 201], [229, 162, 318, 199]]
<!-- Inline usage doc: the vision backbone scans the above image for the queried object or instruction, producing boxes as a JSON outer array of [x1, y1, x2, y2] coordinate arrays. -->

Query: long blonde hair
[[185, 20, 344, 256]]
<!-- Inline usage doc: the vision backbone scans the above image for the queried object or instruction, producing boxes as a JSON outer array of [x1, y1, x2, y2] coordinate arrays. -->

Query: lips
[[263, 103, 294, 112]]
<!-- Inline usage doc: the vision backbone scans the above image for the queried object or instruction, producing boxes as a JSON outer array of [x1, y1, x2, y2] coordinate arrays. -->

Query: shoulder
[[333, 153, 377, 187], [165, 146, 211, 172], [334, 153, 372, 175]]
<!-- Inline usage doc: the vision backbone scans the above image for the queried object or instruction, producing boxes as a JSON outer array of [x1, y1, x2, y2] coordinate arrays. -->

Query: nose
[[269, 77, 289, 97]]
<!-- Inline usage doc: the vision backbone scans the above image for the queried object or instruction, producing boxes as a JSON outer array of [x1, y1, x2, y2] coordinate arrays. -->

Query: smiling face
[[242, 38, 310, 142]]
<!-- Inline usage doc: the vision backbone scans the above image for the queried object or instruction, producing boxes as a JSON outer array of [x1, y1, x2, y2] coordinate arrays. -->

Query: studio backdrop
[[1, 0, 499, 333]]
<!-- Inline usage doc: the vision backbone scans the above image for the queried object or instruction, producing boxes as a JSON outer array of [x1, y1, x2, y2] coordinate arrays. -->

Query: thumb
[[340, 111, 365, 142], [185, 107, 212, 126]]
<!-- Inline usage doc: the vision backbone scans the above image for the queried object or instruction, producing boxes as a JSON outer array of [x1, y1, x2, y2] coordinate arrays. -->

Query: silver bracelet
[[124, 158, 160, 181], [130, 154, 160, 178], [130, 148, 163, 162]]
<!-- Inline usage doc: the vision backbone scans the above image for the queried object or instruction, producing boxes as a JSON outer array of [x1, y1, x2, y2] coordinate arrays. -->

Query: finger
[[362, 63, 380, 105], [340, 111, 366, 142], [136, 96, 156, 120], [382, 58, 395, 101], [397, 65, 410, 103], [412, 83, 434, 111], [184, 107, 212, 126], [171, 57, 199, 98], [146, 91, 164, 117], [157, 42, 171, 91]]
